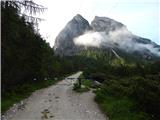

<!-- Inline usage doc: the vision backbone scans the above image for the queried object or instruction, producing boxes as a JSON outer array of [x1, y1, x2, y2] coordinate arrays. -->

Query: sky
[[34, 0, 160, 47]]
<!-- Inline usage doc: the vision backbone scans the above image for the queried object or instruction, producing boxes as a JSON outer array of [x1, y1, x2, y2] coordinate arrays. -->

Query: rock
[[54, 14, 91, 56], [54, 14, 160, 60], [91, 16, 125, 33], [92, 81, 101, 88]]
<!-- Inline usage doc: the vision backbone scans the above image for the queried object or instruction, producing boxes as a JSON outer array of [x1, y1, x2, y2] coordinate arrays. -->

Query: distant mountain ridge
[[54, 14, 160, 61]]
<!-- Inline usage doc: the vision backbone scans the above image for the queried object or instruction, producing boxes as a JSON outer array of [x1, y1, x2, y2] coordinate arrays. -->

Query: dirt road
[[3, 72, 106, 120]]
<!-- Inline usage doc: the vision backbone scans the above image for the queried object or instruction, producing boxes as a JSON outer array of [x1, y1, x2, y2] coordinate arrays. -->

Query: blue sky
[[35, 0, 160, 46]]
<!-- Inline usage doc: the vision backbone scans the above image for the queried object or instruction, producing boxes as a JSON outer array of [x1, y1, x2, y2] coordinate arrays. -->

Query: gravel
[[2, 72, 107, 120]]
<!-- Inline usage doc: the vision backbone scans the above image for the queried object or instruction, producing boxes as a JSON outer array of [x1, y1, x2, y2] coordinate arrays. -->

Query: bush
[[131, 76, 160, 119], [73, 83, 81, 90], [95, 91, 150, 120], [73, 78, 92, 93], [95, 74, 160, 120], [90, 72, 106, 83]]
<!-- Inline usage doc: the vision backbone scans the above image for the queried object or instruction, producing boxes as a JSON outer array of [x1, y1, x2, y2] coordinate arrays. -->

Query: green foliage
[[1, 1, 78, 112], [130, 76, 160, 119], [73, 84, 90, 93], [92, 72, 160, 120], [1, 2, 46, 89], [73, 77, 91, 93], [82, 79, 92, 88], [2, 1, 160, 120], [81, 50, 160, 120], [1, 79, 58, 113], [95, 92, 150, 120], [73, 83, 81, 90], [1, 1, 77, 92]]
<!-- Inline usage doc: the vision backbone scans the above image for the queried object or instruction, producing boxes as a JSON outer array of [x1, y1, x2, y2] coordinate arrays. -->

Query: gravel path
[[3, 72, 106, 120]]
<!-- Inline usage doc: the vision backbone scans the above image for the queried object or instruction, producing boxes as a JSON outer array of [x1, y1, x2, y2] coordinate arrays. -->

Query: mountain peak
[[54, 14, 160, 60], [74, 14, 83, 18], [93, 16, 124, 25], [73, 14, 86, 22], [94, 16, 111, 20], [91, 16, 125, 33], [54, 14, 90, 56]]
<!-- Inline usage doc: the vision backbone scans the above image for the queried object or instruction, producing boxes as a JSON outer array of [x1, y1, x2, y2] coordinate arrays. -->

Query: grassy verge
[[2, 73, 73, 113], [82, 72, 155, 120], [73, 74, 92, 93], [95, 90, 150, 120]]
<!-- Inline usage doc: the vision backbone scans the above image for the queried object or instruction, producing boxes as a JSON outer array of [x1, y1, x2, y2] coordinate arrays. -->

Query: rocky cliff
[[54, 14, 90, 56], [54, 14, 160, 60]]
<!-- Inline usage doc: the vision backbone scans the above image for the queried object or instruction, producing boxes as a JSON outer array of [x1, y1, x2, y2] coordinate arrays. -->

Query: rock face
[[54, 14, 160, 60], [54, 14, 91, 56], [91, 16, 125, 33]]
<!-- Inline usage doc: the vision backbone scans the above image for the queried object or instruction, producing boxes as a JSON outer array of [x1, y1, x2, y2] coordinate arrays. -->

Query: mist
[[74, 27, 160, 56]]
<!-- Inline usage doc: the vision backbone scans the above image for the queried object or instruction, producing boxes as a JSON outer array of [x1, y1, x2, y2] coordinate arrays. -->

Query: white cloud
[[74, 31, 102, 47], [74, 27, 160, 56], [34, 0, 160, 47]]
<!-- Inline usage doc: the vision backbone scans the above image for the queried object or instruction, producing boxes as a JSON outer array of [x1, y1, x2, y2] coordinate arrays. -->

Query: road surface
[[3, 72, 106, 120]]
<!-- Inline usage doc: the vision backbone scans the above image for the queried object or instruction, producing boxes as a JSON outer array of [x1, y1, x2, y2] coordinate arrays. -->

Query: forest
[[1, 1, 78, 112], [1, 1, 160, 120]]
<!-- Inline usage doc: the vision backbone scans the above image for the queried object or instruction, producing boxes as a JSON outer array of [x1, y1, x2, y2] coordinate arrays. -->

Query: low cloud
[[73, 31, 102, 47], [74, 27, 160, 56]]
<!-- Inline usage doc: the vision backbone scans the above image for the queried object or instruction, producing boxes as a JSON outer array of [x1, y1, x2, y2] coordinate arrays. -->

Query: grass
[[81, 79, 92, 87], [73, 78, 92, 93], [1, 73, 73, 113], [95, 90, 151, 120], [1, 79, 57, 113]]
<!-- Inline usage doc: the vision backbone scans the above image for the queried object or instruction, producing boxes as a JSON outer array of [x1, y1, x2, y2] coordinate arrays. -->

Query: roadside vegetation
[[83, 60, 160, 120], [73, 74, 92, 92], [1, 1, 78, 113], [2, 1, 160, 120], [2, 79, 56, 112], [1, 74, 73, 113]]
